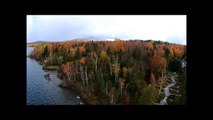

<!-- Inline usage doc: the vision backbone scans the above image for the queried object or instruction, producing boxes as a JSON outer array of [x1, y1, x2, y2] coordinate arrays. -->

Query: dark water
[[27, 47, 82, 105]]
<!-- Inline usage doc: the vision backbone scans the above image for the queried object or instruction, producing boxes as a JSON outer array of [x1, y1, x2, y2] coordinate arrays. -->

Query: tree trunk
[[106, 82, 108, 95], [92, 56, 98, 74], [111, 95, 114, 105], [100, 69, 105, 94], [120, 86, 122, 95], [109, 62, 112, 76], [116, 55, 118, 64], [80, 65, 85, 86], [73, 74, 76, 81], [114, 55, 119, 83], [95, 57, 98, 74], [162, 70, 164, 78], [85, 66, 89, 87], [67, 74, 71, 81], [158, 86, 162, 97]]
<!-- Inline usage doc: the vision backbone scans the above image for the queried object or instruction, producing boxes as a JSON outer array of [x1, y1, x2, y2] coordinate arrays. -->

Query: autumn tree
[[79, 57, 89, 87], [61, 62, 75, 81], [145, 41, 153, 50], [109, 87, 115, 104], [75, 46, 82, 60], [150, 72, 156, 85], [150, 50, 167, 77], [91, 52, 98, 74], [57, 55, 64, 65], [122, 67, 128, 78], [79, 46, 86, 53], [30, 44, 46, 60], [144, 41, 154, 58], [46, 51, 55, 65], [112, 62, 120, 83], [80, 57, 86, 64], [42, 45, 48, 58], [171, 45, 184, 59], [100, 50, 108, 62], [118, 78, 125, 95], [68, 47, 76, 61], [164, 46, 170, 63]]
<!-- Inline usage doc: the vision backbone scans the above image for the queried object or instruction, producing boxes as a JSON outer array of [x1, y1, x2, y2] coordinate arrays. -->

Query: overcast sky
[[27, 15, 186, 45]]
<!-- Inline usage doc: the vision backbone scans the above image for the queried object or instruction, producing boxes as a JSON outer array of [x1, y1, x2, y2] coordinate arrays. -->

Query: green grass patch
[[43, 65, 59, 71]]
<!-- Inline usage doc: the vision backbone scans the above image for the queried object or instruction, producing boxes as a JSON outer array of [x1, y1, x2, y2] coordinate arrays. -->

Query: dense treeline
[[29, 39, 186, 105]]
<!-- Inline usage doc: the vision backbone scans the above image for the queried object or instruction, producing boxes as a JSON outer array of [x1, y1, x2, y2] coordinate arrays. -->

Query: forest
[[29, 39, 186, 105]]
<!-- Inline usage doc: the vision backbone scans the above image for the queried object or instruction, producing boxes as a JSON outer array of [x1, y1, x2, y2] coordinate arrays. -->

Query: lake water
[[27, 47, 82, 105]]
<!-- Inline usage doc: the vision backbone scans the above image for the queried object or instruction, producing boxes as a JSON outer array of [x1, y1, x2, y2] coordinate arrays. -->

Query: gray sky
[[27, 15, 186, 45]]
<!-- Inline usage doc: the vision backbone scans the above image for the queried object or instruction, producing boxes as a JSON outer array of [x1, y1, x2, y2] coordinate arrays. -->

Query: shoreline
[[33, 58, 87, 105]]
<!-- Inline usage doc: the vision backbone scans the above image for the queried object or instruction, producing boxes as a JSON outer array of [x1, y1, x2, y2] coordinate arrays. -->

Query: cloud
[[27, 15, 186, 45]]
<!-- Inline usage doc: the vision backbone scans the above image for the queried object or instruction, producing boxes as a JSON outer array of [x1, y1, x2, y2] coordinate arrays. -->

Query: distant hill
[[72, 36, 116, 41], [27, 41, 52, 44], [27, 41, 51, 47], [27, 39, 186, 46]]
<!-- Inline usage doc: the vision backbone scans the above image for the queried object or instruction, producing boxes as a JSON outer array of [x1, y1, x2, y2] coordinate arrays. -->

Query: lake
[[27, 47, 82, 105]]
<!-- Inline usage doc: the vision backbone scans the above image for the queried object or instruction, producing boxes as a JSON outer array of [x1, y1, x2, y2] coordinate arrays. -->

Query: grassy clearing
[[43, 65, 59, 71]]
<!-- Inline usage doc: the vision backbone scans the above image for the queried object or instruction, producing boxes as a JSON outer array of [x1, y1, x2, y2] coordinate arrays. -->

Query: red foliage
[[150, 50, 167, 72], [114, 41, 125, 52], [80, 57, 86, 64], [79, 46, 86, 53], [62, 62, 74, 75], [145, 41, 153, 50], [171, 45, 184, 58]]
